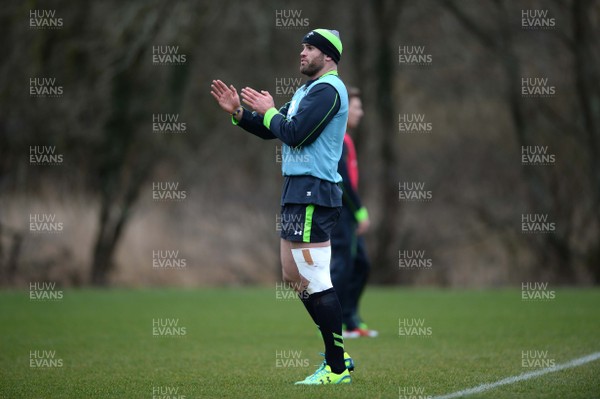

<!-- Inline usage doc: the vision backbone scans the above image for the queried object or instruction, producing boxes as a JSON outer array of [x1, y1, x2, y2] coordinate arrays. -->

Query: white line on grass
[[433, 351, 600, 399]]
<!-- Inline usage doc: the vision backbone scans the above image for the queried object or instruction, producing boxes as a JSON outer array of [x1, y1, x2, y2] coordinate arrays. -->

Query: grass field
[[1, 287, 599, 398]]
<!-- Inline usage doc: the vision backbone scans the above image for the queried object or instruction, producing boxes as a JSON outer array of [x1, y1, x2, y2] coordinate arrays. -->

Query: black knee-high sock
[[308, 288, 345, 374], [299, 290, 318, 325]]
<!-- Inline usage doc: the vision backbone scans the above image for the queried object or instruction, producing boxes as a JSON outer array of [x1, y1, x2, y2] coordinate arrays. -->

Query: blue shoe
[[294, 364, 352, 385], [344, 351, 355, 372], [316, 351, 355, 372]]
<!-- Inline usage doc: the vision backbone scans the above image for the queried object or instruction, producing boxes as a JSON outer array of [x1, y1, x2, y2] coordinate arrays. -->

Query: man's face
[[300, 44, 326, 77], [347, 97, 364, 130]]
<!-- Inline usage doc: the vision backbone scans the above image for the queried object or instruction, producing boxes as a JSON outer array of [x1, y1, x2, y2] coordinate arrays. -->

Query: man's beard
[[300, 54, 325, 77]]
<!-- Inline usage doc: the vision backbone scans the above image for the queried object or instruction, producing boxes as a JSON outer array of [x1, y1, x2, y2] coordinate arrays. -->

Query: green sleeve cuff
[[263, 108, 279, 129], [231, 108, 243, 125], [355, 207, 369, 222]]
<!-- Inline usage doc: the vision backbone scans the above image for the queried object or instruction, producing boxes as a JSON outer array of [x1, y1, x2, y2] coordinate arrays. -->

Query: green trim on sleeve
[[263, 108, 279, 129], [231, 107, 244, 125], [355, 207, 369, 222]]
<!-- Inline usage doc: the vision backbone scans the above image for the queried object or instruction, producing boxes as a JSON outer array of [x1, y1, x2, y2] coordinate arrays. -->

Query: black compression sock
[[299, 290, 318, 325], [309, 288, 346, 374]]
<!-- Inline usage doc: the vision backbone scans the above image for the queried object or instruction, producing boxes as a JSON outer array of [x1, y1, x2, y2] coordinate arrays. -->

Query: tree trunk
[[89, 4, 169, 285], [372, 0, 404, 283], [572, 0, 600, 282]]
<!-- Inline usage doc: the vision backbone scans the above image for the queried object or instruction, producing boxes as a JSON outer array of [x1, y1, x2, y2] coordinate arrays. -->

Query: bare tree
[[444, 0, 599, 282], [571, 0, 600, 281], [91, 2, 173, 285], [370, 0, 405, 282]]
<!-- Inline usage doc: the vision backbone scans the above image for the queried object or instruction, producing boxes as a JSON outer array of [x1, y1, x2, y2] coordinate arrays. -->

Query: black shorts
[[279, 204, 341, 243]]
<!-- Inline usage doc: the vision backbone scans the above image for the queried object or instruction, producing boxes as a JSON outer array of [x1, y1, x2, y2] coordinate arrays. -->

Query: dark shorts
[[279, 204, 341, 243]]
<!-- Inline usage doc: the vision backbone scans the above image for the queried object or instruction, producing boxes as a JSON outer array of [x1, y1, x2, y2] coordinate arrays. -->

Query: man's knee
[[291, 246, 333, 295], [282, 268, 308, 293], [282, 268, 298, 284]]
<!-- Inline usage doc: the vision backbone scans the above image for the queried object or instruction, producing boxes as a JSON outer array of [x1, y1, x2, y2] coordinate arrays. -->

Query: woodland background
[[1, 0, 599, 287]]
